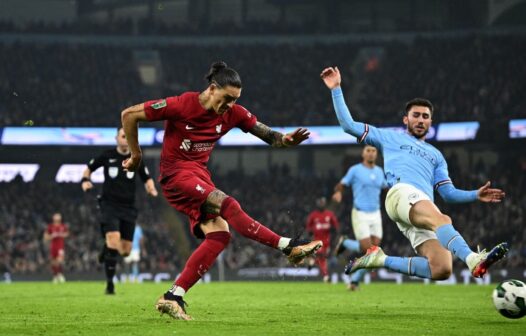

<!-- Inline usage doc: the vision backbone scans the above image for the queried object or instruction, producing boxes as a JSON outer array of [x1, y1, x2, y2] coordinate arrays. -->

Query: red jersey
[[306, 209, 339, 242], [144, 92, 257, 178], [46, 223, 68, 250]]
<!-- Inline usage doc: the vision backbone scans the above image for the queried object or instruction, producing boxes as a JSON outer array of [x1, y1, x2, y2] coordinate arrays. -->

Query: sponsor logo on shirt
[[151, 99, 167, 109], [180, 139, 192, 151], [109, 158, 116, 163], [400, 145, 437, 165]]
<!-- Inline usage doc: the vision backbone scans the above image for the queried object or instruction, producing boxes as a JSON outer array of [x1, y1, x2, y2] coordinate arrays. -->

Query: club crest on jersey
[[108, 167, 119, 178], [216, 124, 222, 133], [126, 171, 135, 179], [196, 184, 206, 194], [151, 99, 167, 110], [180, 139, 192, 151]]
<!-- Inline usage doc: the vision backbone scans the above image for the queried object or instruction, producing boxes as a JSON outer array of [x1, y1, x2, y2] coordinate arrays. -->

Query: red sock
[[317, 256, 328, 277], [57, 264, 63, 274], [219, 197, 281, 248], [51, 264, 59, 275], [175, 231, 231, 291]]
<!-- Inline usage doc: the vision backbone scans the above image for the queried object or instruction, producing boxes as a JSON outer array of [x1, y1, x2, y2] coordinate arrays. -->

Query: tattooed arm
[[249, 121, 310, 148]]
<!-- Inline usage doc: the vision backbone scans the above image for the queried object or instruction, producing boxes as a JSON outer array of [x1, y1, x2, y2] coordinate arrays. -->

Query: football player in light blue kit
[[333, 145, 387, 290], [123, 225, 145, 282], [321, 66, 508, 280]]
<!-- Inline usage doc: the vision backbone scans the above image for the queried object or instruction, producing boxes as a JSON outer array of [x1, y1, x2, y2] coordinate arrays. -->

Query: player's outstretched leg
[[334, 235, 361, 256], [435, 224, 509, 278], [157, 231, 231, 320], [219, 196, 322, 265], [345, 246, 432, 279]]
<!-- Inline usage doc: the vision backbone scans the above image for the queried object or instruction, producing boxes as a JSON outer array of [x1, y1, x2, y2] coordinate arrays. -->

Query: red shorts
[[50, 246, 65, 259], [161, 167, 218, 238]]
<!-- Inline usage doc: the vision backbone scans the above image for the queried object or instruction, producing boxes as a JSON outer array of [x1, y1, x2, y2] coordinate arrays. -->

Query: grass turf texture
[[0, 282, 524, 335]]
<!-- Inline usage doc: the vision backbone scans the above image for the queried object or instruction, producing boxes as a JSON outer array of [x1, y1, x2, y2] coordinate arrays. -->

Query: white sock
[[169, 285, 186, 297], [465, 252, 478, 271], [278, 237, 291, 250]]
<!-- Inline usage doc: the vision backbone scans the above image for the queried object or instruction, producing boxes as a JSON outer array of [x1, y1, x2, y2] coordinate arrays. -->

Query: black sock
[[104, 248, 119, 284], [164, 291, 181, 301]]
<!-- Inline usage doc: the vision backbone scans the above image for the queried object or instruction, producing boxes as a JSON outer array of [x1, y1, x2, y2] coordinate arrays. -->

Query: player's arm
[[333, 167, 353, 203], [249, 121, 310, 148], [81, 168, 93, 192], [435, 157, 505, 203], [321, 67, 385, 148], [82, 152, 106, 192], [138, 161, 158, 197], [121, 103, 148, 172], [43, 230, 51, 242], [144, 179, 158, 197]]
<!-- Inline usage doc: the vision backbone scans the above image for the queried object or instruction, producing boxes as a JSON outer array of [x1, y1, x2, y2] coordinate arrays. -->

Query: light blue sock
[[350, 268, 368, 284], [435, 224, 473, 262], [132, 263, 139, 277], [385, 256, 432, 279], [343, 239, 361, 252]]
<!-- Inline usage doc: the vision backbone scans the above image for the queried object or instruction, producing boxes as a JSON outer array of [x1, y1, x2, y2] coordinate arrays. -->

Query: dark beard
[[408, 125, 428, 139]]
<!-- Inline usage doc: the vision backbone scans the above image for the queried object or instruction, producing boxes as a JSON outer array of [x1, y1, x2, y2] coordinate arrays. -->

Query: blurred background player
[[81, 127, 158, 294], [123, 224, 145, 283], [305, 197, 339, 283], [121, 61, 322, 320], [333, 145, 387, 290], [43, 212, 69, 283], [321, 66, 508, 283]]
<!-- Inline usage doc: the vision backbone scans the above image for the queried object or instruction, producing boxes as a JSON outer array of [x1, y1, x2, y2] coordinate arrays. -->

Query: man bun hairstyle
[[205, 61, 242, 88], [405, 98, 434, 116]]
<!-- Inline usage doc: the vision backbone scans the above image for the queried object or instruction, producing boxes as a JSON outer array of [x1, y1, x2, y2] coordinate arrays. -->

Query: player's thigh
[[416, 239, 452, 278], [56, 250, 65, 262], [200, 216, 230, 235], [409, 200, 451, 231]]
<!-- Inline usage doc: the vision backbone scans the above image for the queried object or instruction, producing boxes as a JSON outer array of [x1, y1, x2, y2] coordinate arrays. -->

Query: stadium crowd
[[1, 35, 525, 128], [0, 180, 181, 275], [1, 152, 525, 276]]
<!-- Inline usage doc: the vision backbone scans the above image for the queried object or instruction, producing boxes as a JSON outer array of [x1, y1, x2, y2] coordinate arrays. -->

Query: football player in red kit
[[121, 61, 322, 320], [44, 213, 69, 283], [306, 197, 340, 282]]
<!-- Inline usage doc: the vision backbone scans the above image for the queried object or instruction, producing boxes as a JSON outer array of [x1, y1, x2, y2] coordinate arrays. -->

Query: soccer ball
[[492, 279, 526, 319]]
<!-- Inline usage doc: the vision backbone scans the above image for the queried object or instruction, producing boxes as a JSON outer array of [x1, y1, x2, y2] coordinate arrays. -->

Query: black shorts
[[98, 200, 138, 242]]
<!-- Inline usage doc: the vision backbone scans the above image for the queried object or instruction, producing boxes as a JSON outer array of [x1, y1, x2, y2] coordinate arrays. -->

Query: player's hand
[[81, 181, 93, 192], [332, 191, 342, 203], [282, 128, 310, 146], [320, 66, 341, 90], [148, 188, 159, 197], [122, 152, 142, 172], [477, 181, 505, 203]]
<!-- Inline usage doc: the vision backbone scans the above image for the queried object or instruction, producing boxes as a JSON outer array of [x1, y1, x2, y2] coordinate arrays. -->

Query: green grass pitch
[[0, 282, 524, 335]]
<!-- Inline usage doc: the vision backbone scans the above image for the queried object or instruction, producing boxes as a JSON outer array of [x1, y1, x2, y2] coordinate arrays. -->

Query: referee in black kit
[[81, 127, 158, 294]]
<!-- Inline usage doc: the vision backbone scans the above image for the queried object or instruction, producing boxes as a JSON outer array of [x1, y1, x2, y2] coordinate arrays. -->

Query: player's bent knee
[[430, 262, 452, 280]]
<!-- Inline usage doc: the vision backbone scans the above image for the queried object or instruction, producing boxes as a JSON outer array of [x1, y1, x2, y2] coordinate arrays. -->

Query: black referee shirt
[[87, 148, 151, 206]]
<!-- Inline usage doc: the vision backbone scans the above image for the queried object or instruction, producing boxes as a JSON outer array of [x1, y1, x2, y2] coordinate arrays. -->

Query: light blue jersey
[[341, 163, 386, 211], [331, 87, 478, 203], [132, 226, 143, 251]]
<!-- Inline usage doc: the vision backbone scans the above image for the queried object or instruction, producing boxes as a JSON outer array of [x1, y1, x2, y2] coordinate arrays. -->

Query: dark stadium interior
[[1, 0, 525, 283]]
